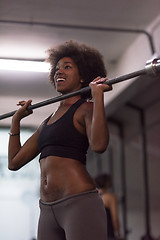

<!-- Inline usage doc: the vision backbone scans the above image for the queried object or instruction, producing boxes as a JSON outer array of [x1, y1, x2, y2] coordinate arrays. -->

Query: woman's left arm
[[85, 77, 112, 153]]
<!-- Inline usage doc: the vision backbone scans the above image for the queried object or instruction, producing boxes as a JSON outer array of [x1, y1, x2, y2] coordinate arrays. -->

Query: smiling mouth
[[56, 78, 66, 82]]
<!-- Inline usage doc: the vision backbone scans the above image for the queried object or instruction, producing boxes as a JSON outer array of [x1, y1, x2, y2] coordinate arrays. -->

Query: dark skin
[[8, 57, 112, 202]]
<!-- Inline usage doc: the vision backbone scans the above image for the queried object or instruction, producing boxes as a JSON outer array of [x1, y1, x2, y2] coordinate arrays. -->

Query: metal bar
[[0, 58, 160, 120], [0, 19, 155, 54]]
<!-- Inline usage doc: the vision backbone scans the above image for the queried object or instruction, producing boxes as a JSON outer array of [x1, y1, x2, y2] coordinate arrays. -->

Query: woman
[[95, 174, 121, 240], [8, 40, 112, 240]]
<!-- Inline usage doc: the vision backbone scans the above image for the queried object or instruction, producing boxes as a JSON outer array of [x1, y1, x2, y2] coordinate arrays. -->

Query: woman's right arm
[[8, 100, 40, 171]]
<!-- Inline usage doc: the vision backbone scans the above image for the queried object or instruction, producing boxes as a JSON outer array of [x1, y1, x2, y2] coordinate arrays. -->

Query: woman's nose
[[56, 67, 63, 75]]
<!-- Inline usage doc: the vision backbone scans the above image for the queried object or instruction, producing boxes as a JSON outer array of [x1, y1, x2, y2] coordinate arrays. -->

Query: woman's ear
[[80, 79, 84, 84]]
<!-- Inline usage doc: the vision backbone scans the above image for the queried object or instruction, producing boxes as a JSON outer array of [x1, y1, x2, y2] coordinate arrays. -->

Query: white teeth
[[56, 78, 65, 82]]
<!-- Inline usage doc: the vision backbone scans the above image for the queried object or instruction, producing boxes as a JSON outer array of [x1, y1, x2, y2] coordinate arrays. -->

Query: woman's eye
[[65, 65, 71, 69]]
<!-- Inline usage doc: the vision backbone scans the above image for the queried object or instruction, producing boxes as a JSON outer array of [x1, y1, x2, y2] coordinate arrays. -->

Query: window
[[0, 127, 40, 240]]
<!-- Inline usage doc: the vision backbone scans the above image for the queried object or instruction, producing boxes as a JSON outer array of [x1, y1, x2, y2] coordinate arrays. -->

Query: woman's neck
[[60, 96, 81, 107]]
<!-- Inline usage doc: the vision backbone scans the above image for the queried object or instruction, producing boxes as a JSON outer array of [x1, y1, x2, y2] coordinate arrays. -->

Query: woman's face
[[54, 57, 82, 94]]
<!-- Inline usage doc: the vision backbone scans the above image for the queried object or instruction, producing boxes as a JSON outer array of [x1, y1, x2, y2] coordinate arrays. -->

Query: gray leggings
[[38, 189, 108, 240]]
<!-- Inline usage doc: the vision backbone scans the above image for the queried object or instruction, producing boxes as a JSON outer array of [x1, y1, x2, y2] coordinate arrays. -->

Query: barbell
[[0, 58, 160, 120]]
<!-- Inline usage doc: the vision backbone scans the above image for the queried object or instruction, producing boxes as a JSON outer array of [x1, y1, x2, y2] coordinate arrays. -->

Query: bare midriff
[[40, 156, 96, 202]]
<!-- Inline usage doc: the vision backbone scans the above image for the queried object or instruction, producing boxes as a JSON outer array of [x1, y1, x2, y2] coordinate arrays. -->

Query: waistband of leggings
[[40, 188, 98, 206]]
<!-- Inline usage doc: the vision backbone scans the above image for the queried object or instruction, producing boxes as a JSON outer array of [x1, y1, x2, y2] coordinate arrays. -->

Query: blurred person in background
[[95, 173, 122, 240]]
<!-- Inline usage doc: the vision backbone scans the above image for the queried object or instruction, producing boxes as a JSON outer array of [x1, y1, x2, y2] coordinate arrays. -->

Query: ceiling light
[[0, 59, 50, 72]]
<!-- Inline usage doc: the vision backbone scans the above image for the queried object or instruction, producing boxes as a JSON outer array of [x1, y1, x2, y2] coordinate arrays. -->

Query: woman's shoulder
[[78, 100, 93, 119], [80, 99, 93, 111], [101, 194, 114, 208], [102, 192, 117, 204], [74, 100, 93, 125]]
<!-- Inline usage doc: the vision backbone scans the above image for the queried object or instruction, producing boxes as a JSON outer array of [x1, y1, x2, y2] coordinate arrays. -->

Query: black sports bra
[[38, 99, 89, 164]]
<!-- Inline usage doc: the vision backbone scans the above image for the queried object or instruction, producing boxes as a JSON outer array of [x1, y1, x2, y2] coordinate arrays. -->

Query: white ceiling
[[0, 0, 160, 127], [1, 0, 160, 61]]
